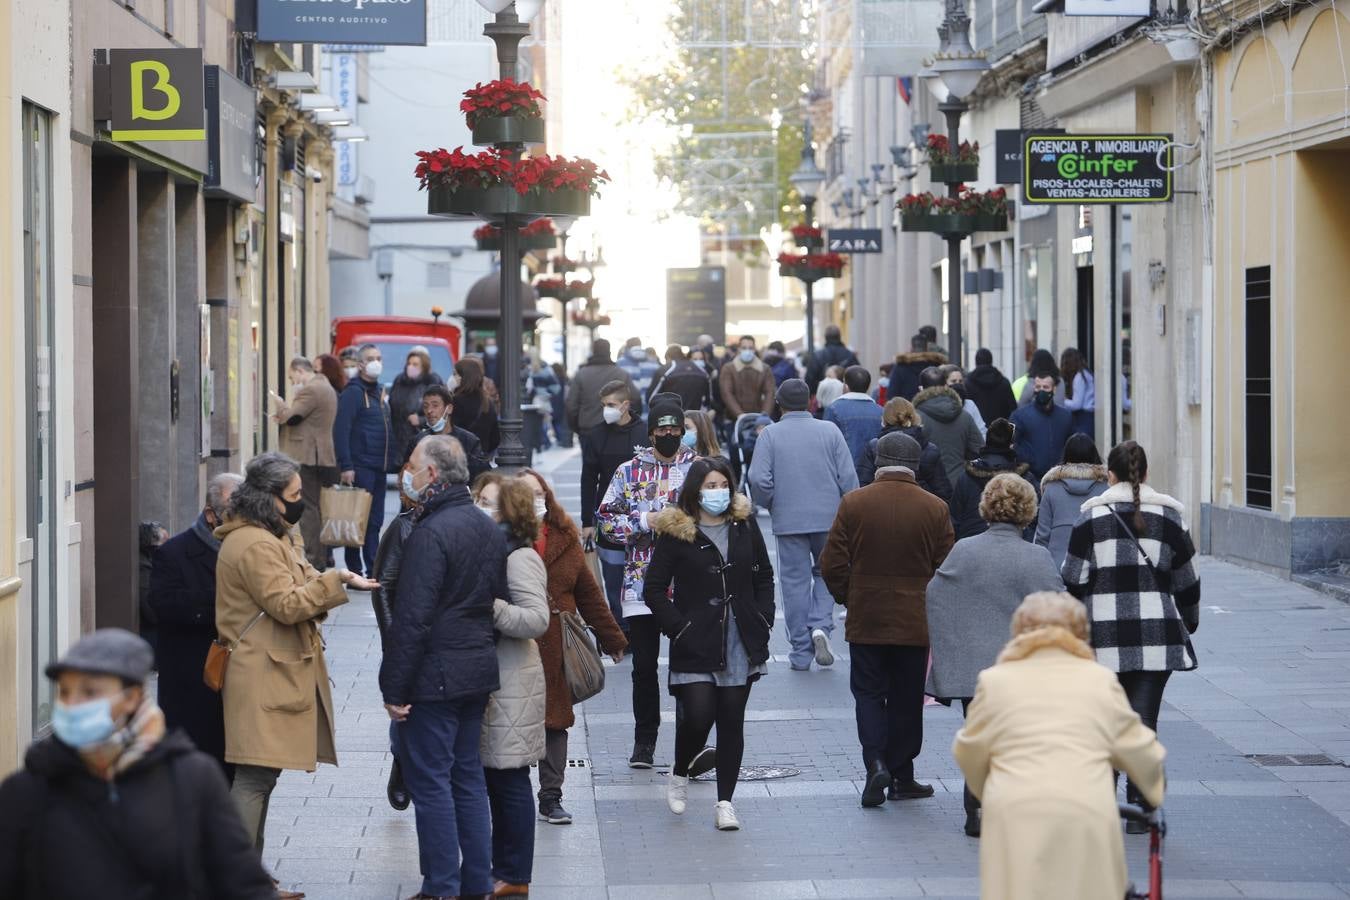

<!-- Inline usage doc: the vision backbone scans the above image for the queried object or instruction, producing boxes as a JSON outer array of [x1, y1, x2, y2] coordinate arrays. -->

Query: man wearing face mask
[[339, 345, 362, 382], [402, 385, 491, 481], [581, 380, 648, 631], [333, 343, 392, 578], [1010, 374, 1076, 483], [719, 335, 775, 422], [596, 393, 697, 768], [618, 337, 662, 415], [273, 356, 340, 570], [147, 472, 243, 777], [0, 629, 277, 898]]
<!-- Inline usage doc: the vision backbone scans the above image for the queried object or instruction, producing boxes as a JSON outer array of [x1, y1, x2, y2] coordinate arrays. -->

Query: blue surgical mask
[[700, 488, 732, 516], [401, 467, 424, 502], [681, 430, 698, 448], [52, 695, 121, 749], [739, 349, 756, 364], [427, 416, 448, 433]]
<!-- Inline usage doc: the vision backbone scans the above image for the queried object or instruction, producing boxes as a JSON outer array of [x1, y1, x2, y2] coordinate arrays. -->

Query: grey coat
[[481, 547, 550, 770], [1035, 463, 1110, 569], [925, 523, 1065, 700], [913, 386, 984, 487], [748, 411, 859, 535]]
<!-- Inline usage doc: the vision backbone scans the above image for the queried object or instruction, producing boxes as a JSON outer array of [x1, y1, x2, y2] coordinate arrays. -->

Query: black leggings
[[1116, 670, 1171, 803], [672, 682, 752, 802]]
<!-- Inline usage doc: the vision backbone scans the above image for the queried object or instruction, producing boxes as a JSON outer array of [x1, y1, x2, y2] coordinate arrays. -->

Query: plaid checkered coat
[[1061, 482, 1201, 673]]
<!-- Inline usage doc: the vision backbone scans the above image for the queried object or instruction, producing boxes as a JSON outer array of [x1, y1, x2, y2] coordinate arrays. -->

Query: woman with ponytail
[[1060, 441, 1199, 828]]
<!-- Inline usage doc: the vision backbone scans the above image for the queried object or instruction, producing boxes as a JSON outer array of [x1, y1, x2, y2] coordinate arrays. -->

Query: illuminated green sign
[[1023, 134, 1172, 204]]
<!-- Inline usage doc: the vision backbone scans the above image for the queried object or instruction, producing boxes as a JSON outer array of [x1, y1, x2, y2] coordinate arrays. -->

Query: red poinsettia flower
[[461, 79, 547, 129]]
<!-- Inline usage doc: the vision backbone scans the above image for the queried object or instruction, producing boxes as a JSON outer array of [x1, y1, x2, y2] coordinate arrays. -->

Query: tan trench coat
[[953, 640, 1166, 900], [215, 520, 349, 772]]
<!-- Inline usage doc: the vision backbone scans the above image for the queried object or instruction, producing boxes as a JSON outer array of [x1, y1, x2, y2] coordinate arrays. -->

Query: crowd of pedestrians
[[0, 328, 1199, 900]]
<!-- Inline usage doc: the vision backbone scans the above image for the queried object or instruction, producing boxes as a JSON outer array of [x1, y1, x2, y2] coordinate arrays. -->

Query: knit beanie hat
[[983, 418, 1015, 453], [875, 432, 922, 471], [648, 392, 684, 433], [775, 378, 810, 411]]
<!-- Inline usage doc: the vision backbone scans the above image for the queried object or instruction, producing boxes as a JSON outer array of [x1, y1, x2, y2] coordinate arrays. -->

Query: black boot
[[861, 760, 890, 808], [387, 756, 410, 811], [963, 783, 981, 837]]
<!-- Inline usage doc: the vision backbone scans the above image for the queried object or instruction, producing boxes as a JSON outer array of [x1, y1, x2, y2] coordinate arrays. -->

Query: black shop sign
[[1023, 134, 1173, 204]]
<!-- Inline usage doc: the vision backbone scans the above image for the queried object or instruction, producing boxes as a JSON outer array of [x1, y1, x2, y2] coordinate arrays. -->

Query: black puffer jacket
[[401, 423, 492, 480], [0, 731, 274, 899], [949, 449, 1039, 541], [856, 424, 954, 500], [647, 359, 714, 412], [372, 507, 417, 648], [379, 484, 508, 704], [965, 364, 1017, 424], [642, 495, 776, 676]]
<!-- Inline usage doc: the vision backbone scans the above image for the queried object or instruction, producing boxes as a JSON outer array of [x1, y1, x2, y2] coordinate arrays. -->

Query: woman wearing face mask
[[515, 468, 628, 827], [453, 355, 502, 455], [388, 347, 445, 456], [213, 452, 377, 898], [644, 457, 776, 831], [339, 346, 362, 383], [683, 410, 722, 457], [468, 474, 550, 897], [0, 629, 277, 898]]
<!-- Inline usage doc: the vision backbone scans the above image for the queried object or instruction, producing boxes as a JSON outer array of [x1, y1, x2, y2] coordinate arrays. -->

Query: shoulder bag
[[203, 610, 266, 692], [1108, 505, 1198, 634], [559, 608, 606, 704]]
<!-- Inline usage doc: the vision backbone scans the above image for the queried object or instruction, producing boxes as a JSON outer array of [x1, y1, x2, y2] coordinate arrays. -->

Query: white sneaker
[[715, 800, 741, 831], [667, 774, 688, 815], [811, 629, 835, 667]]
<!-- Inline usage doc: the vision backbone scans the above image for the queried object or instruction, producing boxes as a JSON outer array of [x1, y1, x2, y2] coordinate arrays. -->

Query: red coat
[[536, 525, 629, 730]]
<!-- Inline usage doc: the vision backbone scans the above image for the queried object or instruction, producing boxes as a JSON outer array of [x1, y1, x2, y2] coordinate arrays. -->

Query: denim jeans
[[485, 766, 536, 884], [394, 696, 492, 897], [344, 465, 387, 576], [598, 549, 627, 635]]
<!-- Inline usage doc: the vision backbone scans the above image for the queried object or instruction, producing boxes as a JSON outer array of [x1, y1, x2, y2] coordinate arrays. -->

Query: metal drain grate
[[567, 758, 589, 768], [1246, 753, 1345, 767], [691, 765, 801, 782]]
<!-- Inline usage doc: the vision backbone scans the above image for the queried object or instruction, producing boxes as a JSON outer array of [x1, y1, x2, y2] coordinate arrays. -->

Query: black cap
[[45, 628, 155, 684], [648, 392, 684, 432], [984, 418, 1016, 452]]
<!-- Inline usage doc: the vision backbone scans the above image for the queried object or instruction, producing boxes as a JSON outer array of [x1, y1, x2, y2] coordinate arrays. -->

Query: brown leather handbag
[[203, 610, 266, 692]]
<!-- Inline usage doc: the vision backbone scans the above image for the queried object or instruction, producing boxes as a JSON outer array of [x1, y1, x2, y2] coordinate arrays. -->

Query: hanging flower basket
[[974, 212, 1009, 232], [789, 224, 824, 250], [417, 147, 608, 223], [535, 277, 569, 299], [929, 163, 980, 184], [897, 187, 1008, 235], [472, 116, 546, 147], [777, 251, 845, 281], [429, 184, 540, 221], [901, 211, 979, 234]]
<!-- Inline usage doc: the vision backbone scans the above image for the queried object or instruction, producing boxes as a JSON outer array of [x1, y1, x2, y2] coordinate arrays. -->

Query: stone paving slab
[[267, 446, 1350, 898]]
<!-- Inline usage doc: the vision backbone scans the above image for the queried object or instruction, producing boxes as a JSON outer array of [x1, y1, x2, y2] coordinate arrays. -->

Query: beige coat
[[215, 519, 349, 772], [277, 374, 338, 467], [481, 548, 550, 770], [953, 632, 1166, 900]]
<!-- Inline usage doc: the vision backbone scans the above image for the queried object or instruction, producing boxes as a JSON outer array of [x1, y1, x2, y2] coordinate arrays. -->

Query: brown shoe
[[270, 877, 306, 900], [495, 880, 530, 897]]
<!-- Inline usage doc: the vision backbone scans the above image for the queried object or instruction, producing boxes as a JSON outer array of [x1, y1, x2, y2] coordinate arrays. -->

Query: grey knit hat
[[875, 432, 922, 471], [775, 378, 810, 411]]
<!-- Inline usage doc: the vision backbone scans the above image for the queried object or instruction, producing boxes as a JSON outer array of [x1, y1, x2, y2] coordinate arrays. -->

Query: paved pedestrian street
[[265, 448, 1350, 900]]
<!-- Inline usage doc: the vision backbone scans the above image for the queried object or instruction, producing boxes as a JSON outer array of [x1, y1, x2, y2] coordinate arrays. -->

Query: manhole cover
[[691, 765, 800, 782], [1246, 753, 1345, 767]]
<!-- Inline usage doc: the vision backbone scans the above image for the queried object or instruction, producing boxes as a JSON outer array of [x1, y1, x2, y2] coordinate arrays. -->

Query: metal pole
[[485, 4, 530, 472], [804, 195, 817, 356], [940, 99, 966, 367], [558, 230, 570, 372]]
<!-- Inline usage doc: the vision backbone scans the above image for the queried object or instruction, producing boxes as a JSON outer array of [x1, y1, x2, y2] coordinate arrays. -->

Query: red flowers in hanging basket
[[415, 147, 611, 197], [572, 310, 611, 327], [460, 78, 546, 129], [897, 187, 1008, 216], [474, 218, 557, 241], [777, 251, 847, 271], [789, 223, 822, 240], [925, 134, 980, 166]]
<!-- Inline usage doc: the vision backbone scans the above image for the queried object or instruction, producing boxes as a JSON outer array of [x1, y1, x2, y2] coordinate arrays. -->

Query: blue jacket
[[378, 484, 507, 705], [334, 377, 392, 472], [1009, 402, 1076, 482], [748, 411, 858, 536], [825, 394, 884, 464], [618, 354, 663, 411]]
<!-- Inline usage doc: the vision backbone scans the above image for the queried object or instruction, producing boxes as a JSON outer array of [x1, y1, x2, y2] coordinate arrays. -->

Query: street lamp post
[[478, 0, 538, 472], [926, 0, 989, 368], [789, 119, 827, 357], [551, 216, 575, 371]]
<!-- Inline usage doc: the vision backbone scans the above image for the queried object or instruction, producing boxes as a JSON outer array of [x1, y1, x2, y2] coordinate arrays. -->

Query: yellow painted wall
[[1292, 150, 1350, 515], [0, 0, 19, 778]]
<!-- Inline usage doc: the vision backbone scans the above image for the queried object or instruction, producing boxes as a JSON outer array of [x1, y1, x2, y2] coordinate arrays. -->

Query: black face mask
[[652, 433, 682, 458], [949, 382, 967, 400], [281, 496, 306, 525], [1033, 390, 1054, 409]]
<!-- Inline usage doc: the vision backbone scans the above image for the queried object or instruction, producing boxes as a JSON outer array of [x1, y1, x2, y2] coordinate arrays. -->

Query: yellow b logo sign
[[130, 60, 181, 122]]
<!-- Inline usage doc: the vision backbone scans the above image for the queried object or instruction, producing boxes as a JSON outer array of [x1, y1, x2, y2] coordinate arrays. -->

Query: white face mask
[[448, 374, 460, 391], [406, 364, 423, 380], [344, 365, 360, 379], [534, 497, 548, 520], [364, 359, 383, 378], [602, 405, 624, 425]]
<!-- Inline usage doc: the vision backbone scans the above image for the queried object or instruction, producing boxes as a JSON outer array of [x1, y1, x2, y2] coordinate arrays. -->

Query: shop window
[[1245, 266, 1272, 510]]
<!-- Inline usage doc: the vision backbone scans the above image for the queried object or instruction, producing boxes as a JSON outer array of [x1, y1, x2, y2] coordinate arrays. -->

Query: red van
[[330, 310, 464, 383]]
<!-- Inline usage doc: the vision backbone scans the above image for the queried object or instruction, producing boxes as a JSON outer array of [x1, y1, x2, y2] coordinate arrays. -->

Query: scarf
[[80, 695, 168, 780], [996, 625, 1095, 665], [533, 523, 549, 559], [413, 480, 457, 522], [191, 512, 221, 552]]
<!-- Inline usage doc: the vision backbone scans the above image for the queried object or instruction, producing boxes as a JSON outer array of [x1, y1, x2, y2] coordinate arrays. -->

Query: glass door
[[22, 102, 58, 729]]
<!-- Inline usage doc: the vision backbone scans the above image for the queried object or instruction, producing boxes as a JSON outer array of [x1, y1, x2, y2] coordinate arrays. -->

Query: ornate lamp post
[[788, 119, 827, 356], [924, 0, 990, 367]]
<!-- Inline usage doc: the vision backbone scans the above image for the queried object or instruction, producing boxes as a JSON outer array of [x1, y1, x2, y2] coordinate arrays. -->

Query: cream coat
[[215, 520, 349, 772], [953, 635, 1166, 900], [480, 547, 550, 770]]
